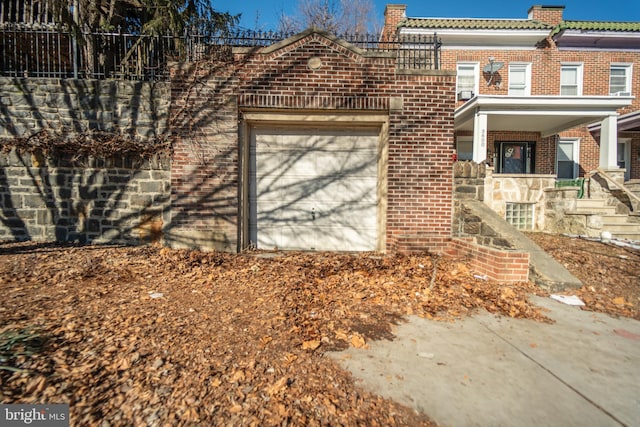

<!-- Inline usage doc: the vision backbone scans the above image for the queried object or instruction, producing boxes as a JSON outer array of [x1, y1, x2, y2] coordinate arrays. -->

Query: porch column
[[472, 111, 488, 163], [599, 114, 619, 169]]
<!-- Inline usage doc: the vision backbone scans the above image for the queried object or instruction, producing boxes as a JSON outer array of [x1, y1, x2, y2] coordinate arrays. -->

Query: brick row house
[[383, 4, 640, 237]]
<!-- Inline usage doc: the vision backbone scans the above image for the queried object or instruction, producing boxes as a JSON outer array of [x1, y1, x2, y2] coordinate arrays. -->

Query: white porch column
[[472, 111, 488, 163], [599, 114, 619, 169]]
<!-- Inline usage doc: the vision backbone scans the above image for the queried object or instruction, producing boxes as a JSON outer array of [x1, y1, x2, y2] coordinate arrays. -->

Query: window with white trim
[[456, 136, 473, 161], [610, 64, 632, 95], [456, 63, 479, 100], [508, 63, 531, 96], [560, 64, 583, 96], [556, 138, 580, 179]]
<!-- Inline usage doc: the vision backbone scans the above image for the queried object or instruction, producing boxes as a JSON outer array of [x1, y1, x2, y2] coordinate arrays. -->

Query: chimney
[[528, 5, 565, 26], [381, 4, 407, 40]]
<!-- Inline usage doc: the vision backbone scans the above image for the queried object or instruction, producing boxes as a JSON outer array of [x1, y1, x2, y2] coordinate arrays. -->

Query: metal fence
[[0, 26, 441, 81]]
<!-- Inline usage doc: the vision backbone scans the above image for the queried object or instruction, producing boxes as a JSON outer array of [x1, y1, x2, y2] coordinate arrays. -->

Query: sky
[[222, 0, 640, 32]]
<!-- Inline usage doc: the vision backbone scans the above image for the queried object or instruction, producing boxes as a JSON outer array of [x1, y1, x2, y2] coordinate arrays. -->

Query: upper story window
[[610, 64, 632, 95], [508, 63, 531, 96], [560, 64, 583, 96], [457, 63, 479, 100]]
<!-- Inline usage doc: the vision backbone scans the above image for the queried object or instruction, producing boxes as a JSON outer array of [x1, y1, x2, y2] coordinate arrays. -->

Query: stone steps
[[569, 198, 640, 242], [574, 199, 617, 214]]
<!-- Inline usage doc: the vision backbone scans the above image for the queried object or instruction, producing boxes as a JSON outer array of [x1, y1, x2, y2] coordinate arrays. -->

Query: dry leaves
[[526, 232, 640, 320], [0, 242, 552, 425]]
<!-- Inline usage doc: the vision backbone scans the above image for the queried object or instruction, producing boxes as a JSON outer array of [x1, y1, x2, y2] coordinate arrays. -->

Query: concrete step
[[574, 206, 618, 215], [602, 223, 640, 233], [576, 199, 608, 209], [610, 232, 640, 242], [600, 214, 635, 224]]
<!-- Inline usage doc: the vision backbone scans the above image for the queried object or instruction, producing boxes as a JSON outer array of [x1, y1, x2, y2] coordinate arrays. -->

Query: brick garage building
[[167, 30, 457, 254]]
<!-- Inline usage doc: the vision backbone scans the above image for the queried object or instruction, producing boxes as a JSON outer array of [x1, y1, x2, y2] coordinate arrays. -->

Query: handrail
[[591, 168, 640, 211]]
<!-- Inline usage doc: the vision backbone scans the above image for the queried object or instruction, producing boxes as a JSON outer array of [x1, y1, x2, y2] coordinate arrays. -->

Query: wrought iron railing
[[0, 26, 441, 81]]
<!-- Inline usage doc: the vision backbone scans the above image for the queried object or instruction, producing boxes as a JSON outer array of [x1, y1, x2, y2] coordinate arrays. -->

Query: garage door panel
[[255, 200, 378, 228], [256, 177, 377, 205], [249, 126, 380, 251], [255, 149, 377, 178], [257, 225, 377, 251]]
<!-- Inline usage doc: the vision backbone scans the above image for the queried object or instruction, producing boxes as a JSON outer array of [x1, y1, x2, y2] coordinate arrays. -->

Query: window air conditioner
[[458, 90, 474, 100], [613, 91, 631, 96]]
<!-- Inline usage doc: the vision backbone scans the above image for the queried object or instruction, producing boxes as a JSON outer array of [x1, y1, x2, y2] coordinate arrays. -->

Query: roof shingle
[[551, 20, 640, 35], [399, 18, 551, 31]]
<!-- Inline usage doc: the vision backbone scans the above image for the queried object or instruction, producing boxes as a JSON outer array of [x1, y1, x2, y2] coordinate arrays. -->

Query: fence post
[[72, 0, 79, 78]]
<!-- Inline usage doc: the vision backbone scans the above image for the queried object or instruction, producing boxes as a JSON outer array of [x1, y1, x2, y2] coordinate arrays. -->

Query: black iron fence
[[0, 26, 441, 81]]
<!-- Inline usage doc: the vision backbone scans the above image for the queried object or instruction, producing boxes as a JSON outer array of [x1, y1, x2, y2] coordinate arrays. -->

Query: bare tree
[[278, 0, 379, 34]]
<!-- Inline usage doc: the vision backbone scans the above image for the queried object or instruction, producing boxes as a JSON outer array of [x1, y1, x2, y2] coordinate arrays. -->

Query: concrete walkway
[[330, 296, 640, 427]]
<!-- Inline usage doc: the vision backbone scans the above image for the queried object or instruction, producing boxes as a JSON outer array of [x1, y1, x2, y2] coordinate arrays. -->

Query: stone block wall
[[0, 149, 170, 243], [0, 78, 170, 138], [484, 167, 556, 231], [453, 161, 512, 248], [0, 77, 171, 245]]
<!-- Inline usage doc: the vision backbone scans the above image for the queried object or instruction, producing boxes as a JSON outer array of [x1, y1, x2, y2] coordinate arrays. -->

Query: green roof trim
[[551, 20, 640, 36], [399, 18, 551, 31]]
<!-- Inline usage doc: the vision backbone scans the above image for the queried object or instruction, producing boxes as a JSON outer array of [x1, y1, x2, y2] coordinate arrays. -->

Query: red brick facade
[[448, 238, 530, 283], [169, 31, 456, 253], [391, 4, 640, 180]]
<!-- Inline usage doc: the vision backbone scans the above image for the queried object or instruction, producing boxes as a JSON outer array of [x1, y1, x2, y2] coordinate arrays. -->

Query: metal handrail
[[591, 168, 640, 211]]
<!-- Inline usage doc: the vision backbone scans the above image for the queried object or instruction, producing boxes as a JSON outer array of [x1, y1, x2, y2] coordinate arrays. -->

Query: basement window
[[505, 202, 534, 231]]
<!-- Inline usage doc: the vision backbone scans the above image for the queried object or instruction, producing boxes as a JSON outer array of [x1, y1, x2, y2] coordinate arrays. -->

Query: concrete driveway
[[330, 296, 640, 427]]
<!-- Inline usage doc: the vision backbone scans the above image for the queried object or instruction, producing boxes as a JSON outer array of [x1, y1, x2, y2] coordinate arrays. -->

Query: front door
[[495, 142, 535, 174]]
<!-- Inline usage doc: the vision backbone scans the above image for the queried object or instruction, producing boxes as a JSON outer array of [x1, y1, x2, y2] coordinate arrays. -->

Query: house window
[[456, 137, 473, 161], [457, 63, 478, 100], [560, 64, 583, 96], [505, 203, 534, 231], [557, 139, 579, 179], [618, 139, 631, 181], [508, 63, 531, 96], [610, 64, 632, 95], [494, 142, 535, 174]]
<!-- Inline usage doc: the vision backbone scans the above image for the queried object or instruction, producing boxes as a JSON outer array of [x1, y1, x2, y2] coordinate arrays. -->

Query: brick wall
[[448, 238, 530, 283], [445, 46, 640, 179], [527, 5, 565, 27], [167, 62, 239, 251], [169, 31, 456, 253], [0, 149, 170, 243], [381, 4, 406, 40]]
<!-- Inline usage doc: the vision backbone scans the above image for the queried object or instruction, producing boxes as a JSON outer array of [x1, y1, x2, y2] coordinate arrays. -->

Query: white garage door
[[249, 126, 379, 251]]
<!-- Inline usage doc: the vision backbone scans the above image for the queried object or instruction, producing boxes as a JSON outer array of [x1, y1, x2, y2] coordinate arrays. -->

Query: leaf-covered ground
[[0, 242, 549, 426], [525, 232, 640, 320]]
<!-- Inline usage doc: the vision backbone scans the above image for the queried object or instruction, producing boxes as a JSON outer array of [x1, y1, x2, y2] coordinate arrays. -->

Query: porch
[[455, 95, 634, 175]]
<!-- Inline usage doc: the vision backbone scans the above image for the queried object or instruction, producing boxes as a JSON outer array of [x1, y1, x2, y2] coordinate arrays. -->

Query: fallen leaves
[[526, 233, 640, 320], [0, 242, 556, 425], [302, 340, 321, 351]]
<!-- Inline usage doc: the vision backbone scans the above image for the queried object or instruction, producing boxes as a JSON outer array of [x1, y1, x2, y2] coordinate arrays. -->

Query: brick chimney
[[381, 4, 407, 40], [528, 5, 565, 26]]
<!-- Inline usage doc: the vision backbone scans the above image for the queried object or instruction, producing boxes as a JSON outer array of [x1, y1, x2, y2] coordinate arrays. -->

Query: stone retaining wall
[[453, 161, 511, 248], [0, 149, 170, 244], [0, 77, 170, 138]]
